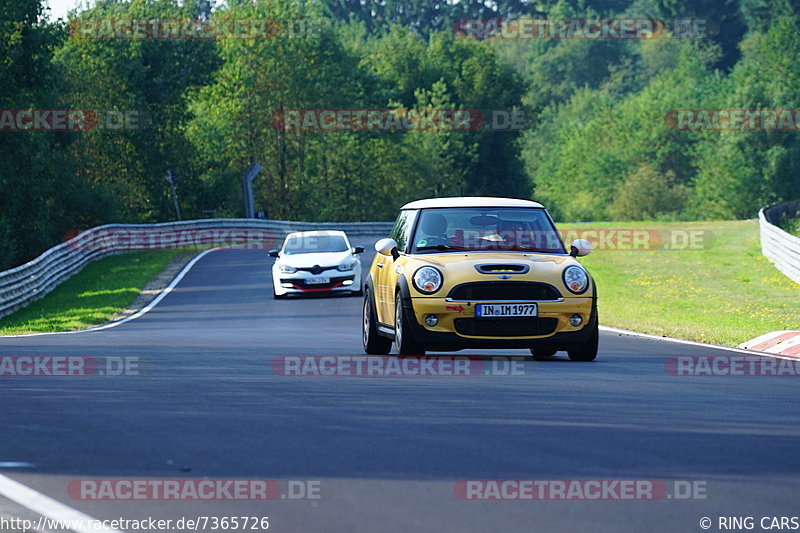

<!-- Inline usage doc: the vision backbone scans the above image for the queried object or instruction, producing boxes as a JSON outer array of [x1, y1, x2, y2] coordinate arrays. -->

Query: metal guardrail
[[0, 219, 393, 319], [759, 202, 800, 285]]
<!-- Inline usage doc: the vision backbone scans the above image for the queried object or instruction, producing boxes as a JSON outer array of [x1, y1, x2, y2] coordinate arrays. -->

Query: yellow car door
[[375, 209, 417, 326]]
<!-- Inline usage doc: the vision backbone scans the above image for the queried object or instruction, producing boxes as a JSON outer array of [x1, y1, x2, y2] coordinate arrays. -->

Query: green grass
[[0, 251, 184, 335], [562, 220, 800, 346]]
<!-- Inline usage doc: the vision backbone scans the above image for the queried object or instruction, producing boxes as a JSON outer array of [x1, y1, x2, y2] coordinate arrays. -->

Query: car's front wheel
[[363, 288, 392, 355], [567, 319, 598, 361], [394, 292, 425, 355]]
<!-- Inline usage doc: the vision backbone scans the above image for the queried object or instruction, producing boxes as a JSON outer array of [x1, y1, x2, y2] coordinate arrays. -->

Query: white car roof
[[401, 197, 544, 210], [285, 230, 347, 238]]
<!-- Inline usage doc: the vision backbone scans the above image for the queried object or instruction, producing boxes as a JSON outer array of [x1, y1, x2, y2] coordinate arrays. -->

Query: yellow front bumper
[[410, 297, 594, 339]]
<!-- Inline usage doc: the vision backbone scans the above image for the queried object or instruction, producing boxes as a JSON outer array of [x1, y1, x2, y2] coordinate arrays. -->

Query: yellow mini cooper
[[362, 197, 598, 361]]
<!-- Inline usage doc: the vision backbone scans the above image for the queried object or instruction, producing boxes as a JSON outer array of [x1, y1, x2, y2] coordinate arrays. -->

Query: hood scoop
[[475, 263, 530, 275]]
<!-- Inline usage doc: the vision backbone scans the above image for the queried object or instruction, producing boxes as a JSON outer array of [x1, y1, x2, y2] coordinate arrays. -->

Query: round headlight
[[413, 266, 443, 294], [563, 265, 589, 294]]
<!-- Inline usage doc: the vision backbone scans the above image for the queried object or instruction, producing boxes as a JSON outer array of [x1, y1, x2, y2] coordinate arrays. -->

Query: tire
[[363, 289, 392, 355], [530, 348, 557, 361], [352, 288, 364, 297], [394, 292, 425, 355], [273, 288, 287, 300], [567, 319, 598, 362]]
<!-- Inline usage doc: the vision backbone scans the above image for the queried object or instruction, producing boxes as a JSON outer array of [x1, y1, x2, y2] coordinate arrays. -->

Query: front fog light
[[425, 314, 439, 327], [343, 279, 354, 286], [569, 314, 583, 327]]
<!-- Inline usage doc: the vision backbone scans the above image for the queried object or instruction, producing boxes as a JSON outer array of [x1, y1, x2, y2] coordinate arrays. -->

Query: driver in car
[[417, 213, 451, 247]]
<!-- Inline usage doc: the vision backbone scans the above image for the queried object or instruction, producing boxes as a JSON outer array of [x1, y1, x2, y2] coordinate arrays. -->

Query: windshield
[[411, 208, 566, 254], [283, 234, 349, 255]]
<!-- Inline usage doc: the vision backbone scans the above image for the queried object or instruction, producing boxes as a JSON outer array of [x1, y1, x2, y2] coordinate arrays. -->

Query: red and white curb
[[738, 331, 800, 358]]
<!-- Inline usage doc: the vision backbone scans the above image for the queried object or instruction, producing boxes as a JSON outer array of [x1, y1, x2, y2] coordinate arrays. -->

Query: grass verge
[[0, 251, 184, 335], [563, 220, 800, 346]]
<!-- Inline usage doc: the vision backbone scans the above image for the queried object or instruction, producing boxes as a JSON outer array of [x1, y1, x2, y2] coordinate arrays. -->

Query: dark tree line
[[1, 0, 799, 268]]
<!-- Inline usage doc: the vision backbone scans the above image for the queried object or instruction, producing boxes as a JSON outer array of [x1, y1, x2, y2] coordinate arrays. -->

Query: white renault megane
[[269, 230, 364, 299]]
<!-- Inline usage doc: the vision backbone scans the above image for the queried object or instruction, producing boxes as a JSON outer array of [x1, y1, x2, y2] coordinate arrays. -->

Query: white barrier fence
[[0, 219, 393, 319], [759, 202, 800, 285]]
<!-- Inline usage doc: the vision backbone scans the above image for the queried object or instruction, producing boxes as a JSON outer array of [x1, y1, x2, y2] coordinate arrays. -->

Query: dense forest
[[1, 0, 799, 268]]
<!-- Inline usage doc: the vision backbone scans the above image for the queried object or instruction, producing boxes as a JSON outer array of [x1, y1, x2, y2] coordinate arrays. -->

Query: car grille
[[295, 265, 338, 274], [448, 282, 561, 301], [455, 317, 558, 337], [474, 264, 529, 274], [282, 275, 353, 290]]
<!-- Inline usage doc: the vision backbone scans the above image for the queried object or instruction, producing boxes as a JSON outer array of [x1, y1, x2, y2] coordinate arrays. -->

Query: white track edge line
[[600, 325, 800, 361], [0, 474, 124, 533], [0, 248, 218, 338]]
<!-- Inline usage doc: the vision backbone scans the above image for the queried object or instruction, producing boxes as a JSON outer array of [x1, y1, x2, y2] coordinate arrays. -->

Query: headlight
[[337, 261, 356, 272], [280, 264, 297, 274], [413, 266, 443, 294], [563, 265, 589, 294]]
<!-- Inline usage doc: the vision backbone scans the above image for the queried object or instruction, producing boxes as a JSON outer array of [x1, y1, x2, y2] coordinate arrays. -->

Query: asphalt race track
[[1, 246, 799, 533]]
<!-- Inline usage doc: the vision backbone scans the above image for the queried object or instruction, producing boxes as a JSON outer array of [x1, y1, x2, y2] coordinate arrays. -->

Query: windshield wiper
[[416, 244, 467, 252]]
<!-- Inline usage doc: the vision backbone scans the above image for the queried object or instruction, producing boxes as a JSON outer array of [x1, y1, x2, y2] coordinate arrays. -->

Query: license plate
[[306, 276, 329, 285], [476, 303, 537, 317]]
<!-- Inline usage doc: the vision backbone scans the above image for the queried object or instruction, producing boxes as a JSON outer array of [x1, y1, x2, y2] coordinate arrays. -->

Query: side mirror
[[375, 238, 399, 260], [353, 246, 365, 254], [268, 249, 280, 258], [569, 239, 593, 257]]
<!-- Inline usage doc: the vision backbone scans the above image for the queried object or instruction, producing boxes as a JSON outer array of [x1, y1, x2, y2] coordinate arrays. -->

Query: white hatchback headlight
[[563, 265, 589, 294], [280, 264, 297, 274], [337, 261, 356, 272], [413, 266, 443, 294]]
